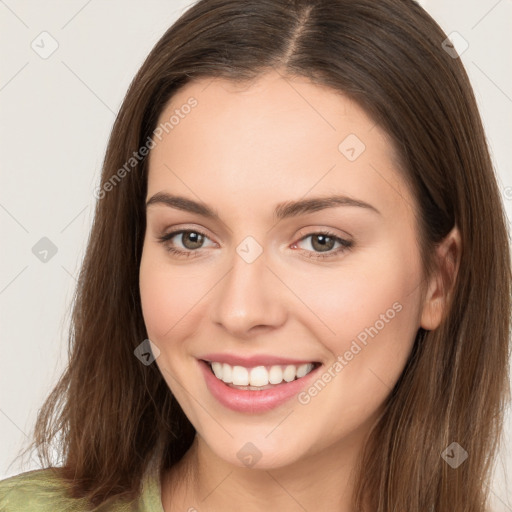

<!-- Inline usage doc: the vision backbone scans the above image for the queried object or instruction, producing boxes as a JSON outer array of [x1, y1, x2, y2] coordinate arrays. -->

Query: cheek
[[286, 246, 423, 450], [139, 245, 213, 343], [139, 259, 173, 341], [293, 237, 423, 368], [294, 239, 423, 422]]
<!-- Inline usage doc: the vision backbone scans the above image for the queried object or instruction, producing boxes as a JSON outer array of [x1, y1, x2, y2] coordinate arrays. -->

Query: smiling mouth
[[202, 359, 322, 390]]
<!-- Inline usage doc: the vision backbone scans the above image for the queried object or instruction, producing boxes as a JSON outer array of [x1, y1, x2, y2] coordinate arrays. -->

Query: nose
[[209, 246, 288, 338]]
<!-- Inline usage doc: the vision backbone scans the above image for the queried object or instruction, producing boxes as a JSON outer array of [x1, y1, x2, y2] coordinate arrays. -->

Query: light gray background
[[1, 0, 511, 509]]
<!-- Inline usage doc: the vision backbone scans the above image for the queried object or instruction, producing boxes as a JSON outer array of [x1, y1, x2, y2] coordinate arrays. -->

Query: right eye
[[157, 229, 216, 258]]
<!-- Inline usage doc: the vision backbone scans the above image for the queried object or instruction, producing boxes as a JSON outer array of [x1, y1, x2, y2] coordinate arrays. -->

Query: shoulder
[[0, 464, 164, 512], [0, 468, 90, 512]]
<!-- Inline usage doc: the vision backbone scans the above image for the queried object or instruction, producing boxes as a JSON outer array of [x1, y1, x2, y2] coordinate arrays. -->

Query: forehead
[[146, 70, 414, 221]]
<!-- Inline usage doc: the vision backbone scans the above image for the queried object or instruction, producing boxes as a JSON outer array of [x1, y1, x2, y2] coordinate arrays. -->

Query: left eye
[[292, 232, 353, 258]]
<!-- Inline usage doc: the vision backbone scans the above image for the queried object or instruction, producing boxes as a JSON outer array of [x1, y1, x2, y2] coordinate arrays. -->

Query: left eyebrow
[[145, 192, 381, 220], [274, 195, 381, 219]]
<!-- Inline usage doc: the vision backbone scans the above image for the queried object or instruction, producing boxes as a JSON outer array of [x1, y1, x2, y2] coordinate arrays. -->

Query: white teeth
[[283, 365, 296, 382], [232, 365, 249, 386], [249, 366, 268, 387], [296, 364, 310, 378], [268, 365, 283, 385], [222, 363, 232, 383], [208, 361, 316, 387], [211, 362, 223, 379]]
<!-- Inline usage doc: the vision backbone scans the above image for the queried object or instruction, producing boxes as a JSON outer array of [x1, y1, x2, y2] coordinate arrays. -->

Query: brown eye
[[292, 231, 354, 260], [310, 234, 337, 252], [180, 231, 205, 250], [157, 229, 216, 258]]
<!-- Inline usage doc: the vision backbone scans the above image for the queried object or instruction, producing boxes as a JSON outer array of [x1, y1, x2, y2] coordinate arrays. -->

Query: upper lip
[[199, 353, 320, 367]]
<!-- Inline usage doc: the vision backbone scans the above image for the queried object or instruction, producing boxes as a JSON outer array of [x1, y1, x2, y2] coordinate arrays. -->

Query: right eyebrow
[[146, 192, 219, 219]]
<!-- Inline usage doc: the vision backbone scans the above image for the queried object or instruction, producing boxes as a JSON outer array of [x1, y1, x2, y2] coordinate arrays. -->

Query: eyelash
[[157, 229, 353, 260]]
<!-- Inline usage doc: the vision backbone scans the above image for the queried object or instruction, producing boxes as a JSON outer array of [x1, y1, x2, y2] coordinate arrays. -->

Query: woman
[[1, 0, 510, 510]]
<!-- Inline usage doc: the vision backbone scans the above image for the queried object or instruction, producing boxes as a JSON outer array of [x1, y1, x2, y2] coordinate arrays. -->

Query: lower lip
[[198, 359, 322, 413]]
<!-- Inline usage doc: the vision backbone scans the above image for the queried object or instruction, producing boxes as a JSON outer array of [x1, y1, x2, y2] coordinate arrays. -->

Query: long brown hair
[[16, 0, 511, 510]]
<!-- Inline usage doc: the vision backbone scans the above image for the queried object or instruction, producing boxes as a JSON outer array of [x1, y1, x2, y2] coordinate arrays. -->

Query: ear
[[420, 226, 462, 331]]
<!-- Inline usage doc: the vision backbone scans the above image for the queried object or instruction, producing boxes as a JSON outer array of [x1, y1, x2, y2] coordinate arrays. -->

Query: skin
[[139, 69, 460, 511]]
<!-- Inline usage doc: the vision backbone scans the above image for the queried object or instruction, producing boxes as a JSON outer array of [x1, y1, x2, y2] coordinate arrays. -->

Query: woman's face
[[139, 70, 434, 469]]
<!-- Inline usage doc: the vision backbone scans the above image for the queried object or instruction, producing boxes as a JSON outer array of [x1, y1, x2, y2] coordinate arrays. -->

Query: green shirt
[[0, 457, 165, 511]]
